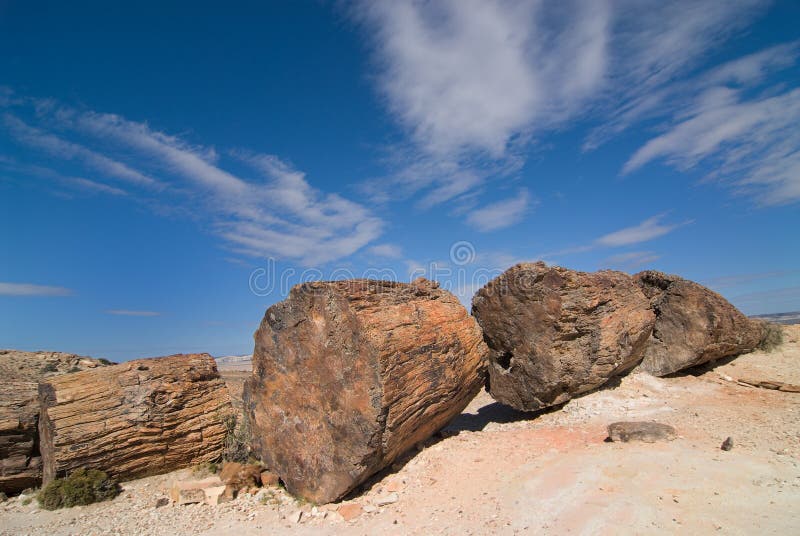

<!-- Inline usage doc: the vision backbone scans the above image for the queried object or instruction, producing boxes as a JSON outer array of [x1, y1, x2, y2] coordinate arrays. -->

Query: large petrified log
[[472, 262, 655, 411], [0, 350, 110, 494], [634, 270, 766, 376], [243, 278, 487, 504], [0, 382, 41, 494], [38, 353, 232, 484]]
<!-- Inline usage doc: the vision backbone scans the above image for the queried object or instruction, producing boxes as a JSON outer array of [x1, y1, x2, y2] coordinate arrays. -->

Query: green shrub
[[67, 366, 81, 373], [41, 362, 59, 374], [192, 461, 219, 477], [98, 358, 113, 366], [37, 469, 120, 510], [759, 322, 784, 352], [223, 411, 252, 463]]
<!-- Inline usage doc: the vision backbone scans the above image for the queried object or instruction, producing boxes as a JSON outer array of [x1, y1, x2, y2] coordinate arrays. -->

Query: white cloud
[[540, 214, 687, 260], [3, 114, 159, 187], [596, 215, 686, 247], [355, 0, 767, 209], [68, 177, 128, 196], [467, 189, 531, 231], [623, 87, 800, 205], [368, 244, 403, 259], [602, 251, 661, 269], [106, 310, 161, 317], [0, 282, 73, 296], [3, 101, 384, 266]]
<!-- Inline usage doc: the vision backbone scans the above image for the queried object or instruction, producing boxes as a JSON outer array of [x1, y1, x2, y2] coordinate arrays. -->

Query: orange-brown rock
[[0, 350, 111, 494], [634, 270, 767, 376], [219, 462, 262, 498], [472, 263, 655, 411], [260, 469, 279, 487], [38, 353, 232, 484], [243, 278, 487, 504]]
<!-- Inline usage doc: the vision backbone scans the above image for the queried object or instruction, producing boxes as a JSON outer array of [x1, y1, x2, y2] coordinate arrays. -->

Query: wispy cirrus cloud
[[367, 243, 403, 259], [0, 282, 73, 296], [540, 214, 689, 260], [0, 157, 128, 197], [466, 189, 532, 232], [595, 214, 689, 247], [67, 177, 128, 196], [622, 85, 800, 205], [3, 114, 159, 187], [601, 251, 662, 270], [354, 0, 770, 217], [2, 100, 383, 266], [105, 310, 161, 317]]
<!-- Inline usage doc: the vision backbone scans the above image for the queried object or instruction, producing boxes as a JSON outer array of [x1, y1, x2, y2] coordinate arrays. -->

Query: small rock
[[259, 470, 279, 487], [363, 504, 377, 513], [607, 421, 676, 443], [220, 462, 262, 492], [374, 492, 399, 506], [154, 497, 169, 508], [337, 503, 362, 521], [169, 476, 225, 505], [721, 437, 734, 451], [290, 510, 303, 524], [204, 485, 229, 506]]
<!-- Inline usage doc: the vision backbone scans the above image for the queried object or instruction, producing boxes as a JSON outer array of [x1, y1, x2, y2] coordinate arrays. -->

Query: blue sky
[[1, 0, 799, 361]]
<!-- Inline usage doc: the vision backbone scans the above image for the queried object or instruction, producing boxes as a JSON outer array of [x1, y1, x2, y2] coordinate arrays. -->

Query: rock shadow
[[442, 401, 539, 433], [663, 353, 743, 378]]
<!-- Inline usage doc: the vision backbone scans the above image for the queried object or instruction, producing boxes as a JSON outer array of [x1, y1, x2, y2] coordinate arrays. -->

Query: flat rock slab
[[472, 262, 655, 411], [244, 278, 487, 504], [607, 421, 677, 443]]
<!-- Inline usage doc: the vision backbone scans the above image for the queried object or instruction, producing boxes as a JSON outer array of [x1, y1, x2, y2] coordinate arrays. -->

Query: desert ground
[[2, 326, 798, 536]]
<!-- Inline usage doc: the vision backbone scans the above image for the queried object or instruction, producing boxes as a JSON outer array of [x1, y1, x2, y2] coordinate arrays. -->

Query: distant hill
[[750, 311, 800, 325], [215, 354, 252, 371]]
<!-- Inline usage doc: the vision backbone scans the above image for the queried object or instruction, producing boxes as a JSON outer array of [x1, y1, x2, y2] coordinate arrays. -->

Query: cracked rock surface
[[472, 262, 655, 411], [244, 278, 487, 504], [634, 270, 766, 376]]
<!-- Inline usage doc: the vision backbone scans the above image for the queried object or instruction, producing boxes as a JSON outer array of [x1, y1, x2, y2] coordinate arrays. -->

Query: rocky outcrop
[[634, 271, 766, 376], [472, 262, 655, 412], [244, 278, 487, 504], [38, 353, 232, 484], [0, 350, 110, 494], [0, 349, 111, 382]]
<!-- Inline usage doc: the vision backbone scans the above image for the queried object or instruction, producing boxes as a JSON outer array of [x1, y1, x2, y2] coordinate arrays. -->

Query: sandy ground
[[2, 326, 798, 535]]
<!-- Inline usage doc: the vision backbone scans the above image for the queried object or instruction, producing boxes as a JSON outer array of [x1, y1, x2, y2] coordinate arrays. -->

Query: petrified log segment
[[39, 353, 232, 484], [243, 278, 487, 504], [472, 262, 655, 412], [634, 270, 766, 376], [0, 382, 41, 493], [0, 350, 110, 494]]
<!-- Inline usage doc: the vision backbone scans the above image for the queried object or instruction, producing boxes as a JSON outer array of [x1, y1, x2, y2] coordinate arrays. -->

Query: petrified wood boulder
[[472, 262, 655, 412], [0, 382, 41, 494], [39, 353, 232, 484], [243, 278, 487, 504], [634, 270, 766, 376], [0, 350, 110, 494]]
